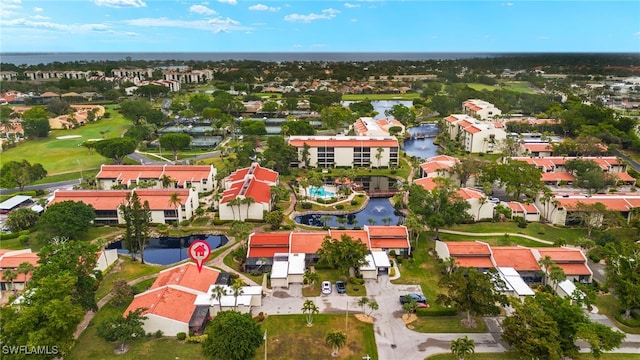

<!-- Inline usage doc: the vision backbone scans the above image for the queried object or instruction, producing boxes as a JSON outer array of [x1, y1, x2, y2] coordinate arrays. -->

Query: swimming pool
[[309, 186, 336, 199]]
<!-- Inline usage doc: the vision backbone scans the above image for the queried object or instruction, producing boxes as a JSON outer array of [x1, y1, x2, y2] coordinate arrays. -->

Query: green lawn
[[391, 235, 441, 307], [409, 315, 487, 333], [256, 314, 378, 360], [426, 353, 640, 360], [464, 81, 536, 94], [445, 222, 588, 245], [342, 93, 421, 101], [432, 231, 554, 248], [95, 257, 163, 301], [595, 294, 640, 335], [2, 111, 131, 175]]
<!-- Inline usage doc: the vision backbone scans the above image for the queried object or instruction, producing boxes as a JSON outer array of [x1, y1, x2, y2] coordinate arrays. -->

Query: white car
[[321, 281, 332, 295]]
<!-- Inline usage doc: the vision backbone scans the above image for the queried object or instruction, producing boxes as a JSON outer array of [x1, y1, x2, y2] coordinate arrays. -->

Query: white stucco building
[[288, 135, 400, 168]]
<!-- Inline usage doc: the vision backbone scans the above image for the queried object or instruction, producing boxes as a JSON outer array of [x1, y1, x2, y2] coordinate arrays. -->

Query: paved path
[[205, 236, 261, 287], [438, 229, 554, 245]]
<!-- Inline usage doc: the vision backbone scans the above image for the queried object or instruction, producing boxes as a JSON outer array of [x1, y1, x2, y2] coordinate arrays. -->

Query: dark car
[[400, 293, 427, 304], [335, 281, 346, 294]]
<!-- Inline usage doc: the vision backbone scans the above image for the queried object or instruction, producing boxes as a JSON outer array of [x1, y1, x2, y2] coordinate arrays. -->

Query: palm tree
[[358, 296, 369, 313], [382, 217, 392, 226], [367, 300, 379, 316], [351, 218, 359, 229], [303, 270, 319, 289], [375, 147, 384, 168], [549, 265, 566, 293], [336, 217, 348, 228], [168, 192, 182, 231], [302, 299, 319, 326], [212, 191, 222, 210], [476, 196, 488, 221], [320, 215, 332, 228], [538, 255, 554, 286], [450, 336, 475, 360], [226, 198, 241, 221], [2, 269, 17, 291], [210, 285, 226, 312], [324, 330, 347, 357], [160, 174, 173, 189], [16, 262, 35, 289], [231, 278, 245, 310], [367, 218, 377, 226], [242, 196, 255, 221]]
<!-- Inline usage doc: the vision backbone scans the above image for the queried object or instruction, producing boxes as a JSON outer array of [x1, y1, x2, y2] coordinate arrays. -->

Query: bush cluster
[[415, 307, 458, 316], [185, 334, 208, 343]]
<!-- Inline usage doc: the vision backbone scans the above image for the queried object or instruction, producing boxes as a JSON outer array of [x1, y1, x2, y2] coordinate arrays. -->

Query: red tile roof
[[125, 286, 197, 323], [537, 248, 586, 262], [457, 188, 484, 200], [369, 238, 409, 249], [446, 241, 491, 256], [152, 263, 219, 293], [50, 189, 190, 210], [523, 143, 553, 152], [506, 201, 539, 214], [492, 247, 540, 271], [226, 163, 278, 184], [249, 233, 290, 246], [367, 226, 407, 238], [0, 252, 39, 268], [96, 164, 214, 186], [247, 247, 290, 258], [328, 230, 370, 247], [554, 263, 592, 276], [414, 177, 438, 190], [556, 197, 635, 212], [288, 136, 399, 148], [290, 233, 328, 253], [454, 257, 494, 268], [541, 172, 575, 182], [464, 126, 482, 134]]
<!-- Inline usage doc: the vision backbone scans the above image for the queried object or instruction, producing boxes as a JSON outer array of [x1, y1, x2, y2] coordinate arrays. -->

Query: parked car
[[335, 280, 346, 294], [399, 293, 427, 304], [321, 281, 332, 295]]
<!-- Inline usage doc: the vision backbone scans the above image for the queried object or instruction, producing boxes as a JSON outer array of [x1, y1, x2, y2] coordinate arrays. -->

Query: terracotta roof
[[249, 233, 290, 246], [369, 238, 409, 249], [537, 248, 586, 262], [0, 270, 31, 283], [554, 263, 592, 276], [414, 177, 438, 190], [247, 247, 289, 258], [226, 163, 278, 184], [290, 232, 328, 253], [457, 120, 473, 128], [162, 165, 215, 186], [135, 189, 190, 210], [125, 286, 197, 323], [221, 177, 272, 204], [420, 162, 452, 174], [457, 188, 484, 200], [288, 136, 399, 148], [427, 155, 459, 163], [556, 197, 635, 212], [328, 230, 370, 248], [96, 164, 214, 186], [152, 263, 219, 293], [446, 241, 491, 256], [454, 256, 494, 268], [50, 189, 190, 210], [40, 92, 59, 97], [506, 201, 539, 214], [523, 143, 553, 152], [612, 172, 636, 182], [492, 247, 540, 271], [541, 172, 575, 182], [367, 226, 407, 238], [464, 126, 482, 134]]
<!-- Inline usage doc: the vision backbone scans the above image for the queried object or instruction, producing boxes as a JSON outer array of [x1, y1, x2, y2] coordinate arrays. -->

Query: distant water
[[0, 52, 499, 66]]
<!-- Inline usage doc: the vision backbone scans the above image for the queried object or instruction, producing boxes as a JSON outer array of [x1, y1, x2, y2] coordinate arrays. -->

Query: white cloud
[[94, 0, 146, 8], [189, 4, 216, 15], [344, 3, 360, 8], [0, 0, 22, 18], [125, 16, 250, 33], [30, 14, 50, 20], [284, 8, 340, 23], [351, 18, 357, 22], [218, 0, 237, 4], [249, 4, 279, 11], [634, 32, 640, 39], [34, 7, 43, 12], [4, 18, 111, 33], [502, 2, 513, 6]]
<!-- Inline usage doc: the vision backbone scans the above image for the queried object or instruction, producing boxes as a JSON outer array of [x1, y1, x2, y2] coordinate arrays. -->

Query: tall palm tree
[[325, 330, 347, 357], [301, 299, 319, 326], [477, 196, 488, 221], [212, 191, 222, 210], [2, 269, 17, 291], [382, 217, 392, 226], [320, 215, 332, 228], [226, 198, 239, 221], [358, 296, 369, 313], [538, 255, 554, 286], [210, 285, 226, 312], [231, 278, 245, 311], [367, 300, 379, 316], [367, 218, 377, 226], [168, 192, 182, 233], [242, 196, 255, 221], [16, 262, 35, 289], [450, 336, 475, 360]]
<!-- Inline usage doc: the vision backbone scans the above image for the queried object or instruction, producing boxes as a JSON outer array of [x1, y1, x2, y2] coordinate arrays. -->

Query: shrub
[[348, 276, 365, 285], [254, 312, 266, 322], [515, 216, 527, 228], [177, 332, 187, 340], [301, 202, 312, 209], [395, 257, 403, 265], [154, 330, 164, 338], [18, 235, 30, 247], [335, 204, 344, 210], [389, 268, 396, 277], [350, 199, 358, 206], [185, 334, 208, 343]]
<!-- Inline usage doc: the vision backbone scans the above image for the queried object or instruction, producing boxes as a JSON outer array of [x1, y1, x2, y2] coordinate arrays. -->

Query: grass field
[[95, 257, 163, 300], [409, 315, 487, 333], [342, 93, 421, 101], [256, 314, 378, 360], [465, 81, 536, 94], [2, 110, 131, 175], [445, 222, 588, 245], [391, 235, 441, 307]]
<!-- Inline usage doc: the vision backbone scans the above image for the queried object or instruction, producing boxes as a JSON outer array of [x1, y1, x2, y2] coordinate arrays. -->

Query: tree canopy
[[201, 311, 263, 360], [0, 160, 47, 191], [316, 234, 369, 275], [261, 135, 298, 175], [239, 119, 267, 136], [159, 133, 192, 161], [94, 137, 137, 164], [604, 239, 640, 321], [5, 207, 40, 231], [408, 182, 471, 239], [120, 192, 152, 264], [37, 200, 96, 240], [22, 106, 51, 138], [565, 159, 616, 193]]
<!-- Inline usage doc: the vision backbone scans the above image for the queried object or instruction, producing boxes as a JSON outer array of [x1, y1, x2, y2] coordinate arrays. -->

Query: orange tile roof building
[[537, 194, 640, 226], [462, 99, 502, 120], [219, 163, 279, 221], [0, 250, 39, 294], [435, 240, 593, 284], [444, 114, 507, 153], [511, 156, 634, 186], [245, 225, 410, 272], [288, 135, 399, 168], [49, 188, 198, 225], [97, 164, 217, 193], [352, 117, 406, 137]]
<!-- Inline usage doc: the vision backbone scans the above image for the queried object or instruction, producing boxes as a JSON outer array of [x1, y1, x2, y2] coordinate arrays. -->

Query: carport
[[372, 251, 391, 275]]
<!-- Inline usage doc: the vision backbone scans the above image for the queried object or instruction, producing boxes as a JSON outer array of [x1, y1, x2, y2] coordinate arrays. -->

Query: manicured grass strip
[[426, 353, 640, 360], [96, 257, 163, 301], [446, 222, 588, 244], [342, 93, 421, 101], [595, 294, 640, 335], [408, 315, 487, 333], [256, 314, 378, 360]]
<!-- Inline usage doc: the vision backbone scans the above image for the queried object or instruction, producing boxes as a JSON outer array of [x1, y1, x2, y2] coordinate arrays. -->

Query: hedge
[[416, 307, 458, 317]]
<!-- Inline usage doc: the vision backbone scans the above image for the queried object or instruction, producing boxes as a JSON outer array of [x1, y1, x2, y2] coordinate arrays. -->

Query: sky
[[0, 0, 639, 53]]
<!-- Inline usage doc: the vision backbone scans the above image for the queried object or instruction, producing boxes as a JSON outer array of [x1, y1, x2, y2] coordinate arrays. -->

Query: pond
[[106, 233, 228, 266], [403, 123, 440, 160], [341, 100, 413, 120], [295, 198, 403, 229]]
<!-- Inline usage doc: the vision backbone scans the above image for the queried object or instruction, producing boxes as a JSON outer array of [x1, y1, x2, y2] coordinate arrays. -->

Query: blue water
[[106, 234, 228, 266], [403, 124, 440, 160], [309, 187, 336, 199], [295, 198, 403, 228]]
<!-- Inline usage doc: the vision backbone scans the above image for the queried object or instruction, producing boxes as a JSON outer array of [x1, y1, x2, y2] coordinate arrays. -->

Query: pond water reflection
[[295, 198, 403, 228]]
